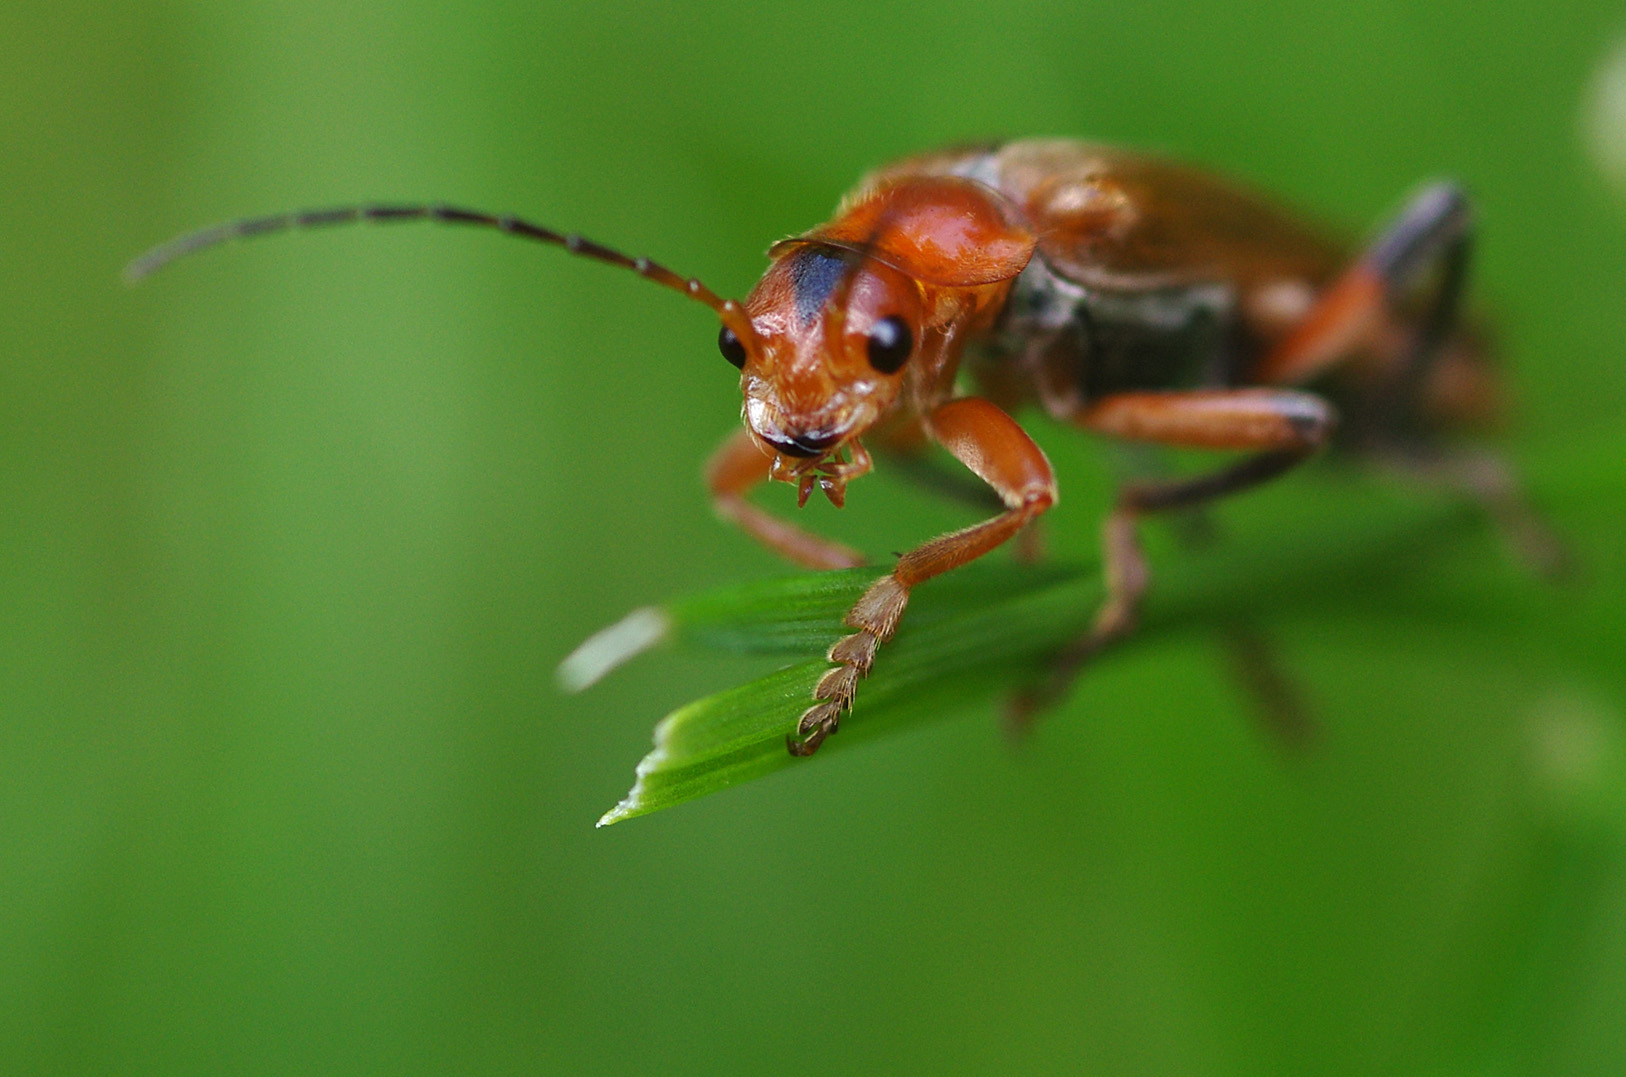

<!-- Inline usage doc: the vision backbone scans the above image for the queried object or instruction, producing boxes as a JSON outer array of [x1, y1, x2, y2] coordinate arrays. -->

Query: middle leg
[[1010, 387, 1336, 725]]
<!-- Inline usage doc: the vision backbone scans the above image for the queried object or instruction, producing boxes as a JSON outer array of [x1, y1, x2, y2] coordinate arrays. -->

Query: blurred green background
[[5, 0, 1626, 1072]]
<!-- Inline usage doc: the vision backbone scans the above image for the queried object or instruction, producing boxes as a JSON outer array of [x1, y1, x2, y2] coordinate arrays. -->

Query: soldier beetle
[[129, 139, 1557, 756]]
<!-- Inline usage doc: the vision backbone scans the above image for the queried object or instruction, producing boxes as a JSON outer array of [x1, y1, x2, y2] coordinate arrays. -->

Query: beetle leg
[[706, 428, 866, 570], [1009, 387, 1336, 727], [872, 436, 1051, 566], [1218, 620, 1317, 749], [1256, 182, 1471, 394], [1245, 185, 1563, 576], [872, 441, 1006, 513], [789, 398, 1057, 756], [1374, 443, 1571, 579]]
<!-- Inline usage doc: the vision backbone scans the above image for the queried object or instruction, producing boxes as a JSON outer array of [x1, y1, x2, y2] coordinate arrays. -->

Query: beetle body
[[711, 140, 1506, 750], [738, 140, 1492, 474], [131, 138, 1531, 756]]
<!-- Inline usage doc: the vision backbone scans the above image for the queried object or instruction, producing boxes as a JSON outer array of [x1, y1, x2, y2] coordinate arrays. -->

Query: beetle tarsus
[[784, 631, 877, 756], [788, 702, 842, 755], [813, 663, 861, 707], [827, 630, 879, 676], [1001, 690, 1047, 740], [1001, 634, 1116, 738]]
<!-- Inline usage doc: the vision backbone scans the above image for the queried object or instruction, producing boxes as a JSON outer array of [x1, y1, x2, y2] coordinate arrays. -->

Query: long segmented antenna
[[125, 202, 762, 344]]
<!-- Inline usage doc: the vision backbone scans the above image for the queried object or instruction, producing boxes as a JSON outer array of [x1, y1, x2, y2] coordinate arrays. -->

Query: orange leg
[[871, 423, 1048, 561], [705, 428, 866, 570], [789, 397, 1057, 755], [1256, 182, 1471, 390], [1252, 183, 1561, 576], [1009, 387, 1336, 726]]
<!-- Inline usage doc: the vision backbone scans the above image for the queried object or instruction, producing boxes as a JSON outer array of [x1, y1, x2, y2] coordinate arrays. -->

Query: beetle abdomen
[[979, 249, 1241, 417]]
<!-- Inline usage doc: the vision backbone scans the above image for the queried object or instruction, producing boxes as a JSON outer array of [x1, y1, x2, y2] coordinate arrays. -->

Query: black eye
[[866, 315, 912, 374], [718, 325, 747, 369]]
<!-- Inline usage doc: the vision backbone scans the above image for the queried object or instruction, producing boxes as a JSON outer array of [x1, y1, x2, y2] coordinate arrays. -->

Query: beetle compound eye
[[718, 325, 747, 369], [866, 315, 913, 373]]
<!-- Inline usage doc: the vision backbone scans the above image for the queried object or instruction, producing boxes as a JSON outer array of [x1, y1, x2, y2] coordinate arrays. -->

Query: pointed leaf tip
[[557, 607, 670, 693]]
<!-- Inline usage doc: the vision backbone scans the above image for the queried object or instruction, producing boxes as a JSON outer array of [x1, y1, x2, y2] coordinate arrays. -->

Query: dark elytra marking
[[789, 248, 851, 326]]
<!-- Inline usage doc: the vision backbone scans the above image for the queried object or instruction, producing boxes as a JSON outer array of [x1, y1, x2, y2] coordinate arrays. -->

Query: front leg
[[706, 428, 866, 570], [790, 398, 1057, 755]]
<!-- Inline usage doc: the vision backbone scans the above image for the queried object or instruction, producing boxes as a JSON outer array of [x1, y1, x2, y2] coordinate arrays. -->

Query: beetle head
[[127, 183, 1031, 511], [730, 245, 923, 465], [722, 177, 1037, 489], [126, 182, 1032, 507]]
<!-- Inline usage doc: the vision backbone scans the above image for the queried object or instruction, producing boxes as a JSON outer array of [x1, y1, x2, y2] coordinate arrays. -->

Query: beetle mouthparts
[[757, 429, 839, 458]]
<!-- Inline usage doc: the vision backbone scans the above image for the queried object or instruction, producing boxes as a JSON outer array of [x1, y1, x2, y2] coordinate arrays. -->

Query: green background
[[4, 1, 1625, 1072]]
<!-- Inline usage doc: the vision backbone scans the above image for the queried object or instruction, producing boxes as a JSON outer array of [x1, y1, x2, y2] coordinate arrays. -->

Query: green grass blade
[[588, 473, 1532, 827], [597, 565, 1102, 825]]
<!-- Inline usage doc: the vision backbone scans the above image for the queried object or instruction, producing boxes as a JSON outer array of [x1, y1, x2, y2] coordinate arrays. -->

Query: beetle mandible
[[130, 139, 1540, 755]]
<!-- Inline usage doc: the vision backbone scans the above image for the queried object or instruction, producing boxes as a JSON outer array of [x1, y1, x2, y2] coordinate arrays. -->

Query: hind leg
[[1373, 443, 1570, 579], [1256, 181, 1473, 394]]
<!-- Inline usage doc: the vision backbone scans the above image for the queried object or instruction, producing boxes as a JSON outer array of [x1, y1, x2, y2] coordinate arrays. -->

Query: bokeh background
[[5, 1, 1626, 1073]]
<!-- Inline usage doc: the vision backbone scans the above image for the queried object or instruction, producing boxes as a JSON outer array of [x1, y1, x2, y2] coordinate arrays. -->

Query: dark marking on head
[[789, 248, 850, 326]]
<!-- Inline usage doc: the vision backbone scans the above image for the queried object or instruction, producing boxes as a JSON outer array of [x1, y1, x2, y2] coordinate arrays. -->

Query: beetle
[[129, 138, 1548, 756]]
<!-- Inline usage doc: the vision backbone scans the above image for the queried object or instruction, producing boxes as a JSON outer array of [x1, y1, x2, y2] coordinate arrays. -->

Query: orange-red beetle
[[130, 139, 1548, 756]]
